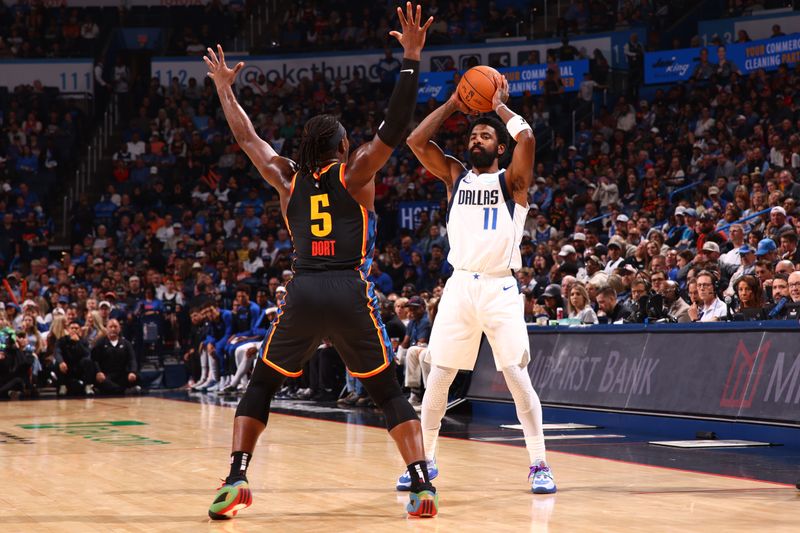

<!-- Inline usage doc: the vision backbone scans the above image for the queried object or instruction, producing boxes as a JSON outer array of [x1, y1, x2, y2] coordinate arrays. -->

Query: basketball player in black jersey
[[203, 3, 438, 520]]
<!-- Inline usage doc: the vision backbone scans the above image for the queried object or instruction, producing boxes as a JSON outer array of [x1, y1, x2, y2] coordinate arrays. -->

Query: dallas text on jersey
[[457, 189, 500, 206]]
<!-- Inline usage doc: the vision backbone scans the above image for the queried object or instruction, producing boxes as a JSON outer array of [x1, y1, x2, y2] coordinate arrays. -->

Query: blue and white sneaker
[[396, 458, 439, 491], [529, 460, 557, 494]]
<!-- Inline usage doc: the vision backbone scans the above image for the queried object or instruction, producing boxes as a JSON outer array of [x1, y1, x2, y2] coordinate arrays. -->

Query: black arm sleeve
[[377, 58, 420, 148]]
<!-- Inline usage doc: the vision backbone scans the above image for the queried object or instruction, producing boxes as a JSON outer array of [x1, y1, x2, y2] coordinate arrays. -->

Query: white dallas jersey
[[446, 168, 528, 274]]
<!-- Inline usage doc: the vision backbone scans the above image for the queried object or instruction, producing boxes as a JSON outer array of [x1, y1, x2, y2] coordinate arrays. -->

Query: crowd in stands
[[268, 1, 699, 51], [0, 0, 248, 58], [5, 4, 800, 402], [1, 82, 88, 266], [726, 0, 794, 18]]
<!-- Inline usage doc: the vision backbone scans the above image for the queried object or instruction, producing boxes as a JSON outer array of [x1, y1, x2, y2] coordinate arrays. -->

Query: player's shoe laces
[[406, 489, 438, 518], [528, 460, 557, 494], [208, 479, 252, 520], [396, 458, 438, 491]]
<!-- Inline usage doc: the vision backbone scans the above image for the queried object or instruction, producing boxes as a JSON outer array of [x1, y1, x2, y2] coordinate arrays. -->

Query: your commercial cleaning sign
[[417, 60, 589, 103], [645, 32, 800, 84]]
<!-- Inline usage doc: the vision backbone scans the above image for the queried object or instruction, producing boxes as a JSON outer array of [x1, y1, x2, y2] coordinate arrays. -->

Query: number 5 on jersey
[[311, 194, 332, 237]]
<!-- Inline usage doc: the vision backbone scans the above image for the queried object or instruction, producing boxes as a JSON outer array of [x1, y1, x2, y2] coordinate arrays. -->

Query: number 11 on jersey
[[483, 207, 498, 230]]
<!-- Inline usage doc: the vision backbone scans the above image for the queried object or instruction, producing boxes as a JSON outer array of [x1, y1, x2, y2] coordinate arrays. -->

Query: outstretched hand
[[203, 44, 244, 87], [388, 2, 433, 60]]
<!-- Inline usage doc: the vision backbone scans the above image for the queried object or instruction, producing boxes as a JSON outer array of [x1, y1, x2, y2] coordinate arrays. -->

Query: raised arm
[[493, 75, 535, 205], [204, 45, 294, 196], [344, 2, 432, 191], [406, 92, 470, 188]]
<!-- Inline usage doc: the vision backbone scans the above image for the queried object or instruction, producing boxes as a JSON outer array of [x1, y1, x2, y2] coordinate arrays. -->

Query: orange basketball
[[457, 65, 500, 113]]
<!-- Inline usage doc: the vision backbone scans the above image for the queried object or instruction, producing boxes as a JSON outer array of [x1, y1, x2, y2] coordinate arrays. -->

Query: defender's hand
[[204, 44, 244, 87], [389, 2, 433, 60]]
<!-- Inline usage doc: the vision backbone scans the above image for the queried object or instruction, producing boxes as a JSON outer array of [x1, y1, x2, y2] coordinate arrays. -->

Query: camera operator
[[623, 277, 675, 323], [623, 278, 651, 323]]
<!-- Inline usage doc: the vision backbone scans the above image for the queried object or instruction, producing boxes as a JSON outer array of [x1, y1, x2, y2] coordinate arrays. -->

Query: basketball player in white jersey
[[396, 75, 556, 493]]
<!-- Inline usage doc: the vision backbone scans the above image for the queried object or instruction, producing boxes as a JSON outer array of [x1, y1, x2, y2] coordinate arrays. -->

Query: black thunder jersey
[[286, 162, 377, 273]]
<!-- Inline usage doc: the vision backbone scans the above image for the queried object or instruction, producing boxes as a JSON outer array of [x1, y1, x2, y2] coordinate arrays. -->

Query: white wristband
[[505, 114, 532, 140]]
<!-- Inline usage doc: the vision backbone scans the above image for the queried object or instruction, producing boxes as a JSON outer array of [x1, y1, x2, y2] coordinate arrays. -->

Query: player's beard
[[469, 145, 497, 169]]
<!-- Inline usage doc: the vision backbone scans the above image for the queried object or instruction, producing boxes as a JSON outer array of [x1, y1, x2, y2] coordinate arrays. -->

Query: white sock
[[502, 363, 546, 465], [197, 350, 208, 384], [208, 357, 219, 382], [421, 365, 458, 462], [229, 344, 256, 387]]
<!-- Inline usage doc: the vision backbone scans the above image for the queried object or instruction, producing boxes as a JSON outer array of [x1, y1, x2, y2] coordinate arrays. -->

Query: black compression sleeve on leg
[[377, 58, 420, 148], [360, 362, 419, 431], [235, 359, 286, 424]]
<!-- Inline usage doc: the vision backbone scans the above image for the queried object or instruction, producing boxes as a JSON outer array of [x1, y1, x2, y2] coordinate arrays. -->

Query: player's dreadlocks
[[298, 114, 344, 175]]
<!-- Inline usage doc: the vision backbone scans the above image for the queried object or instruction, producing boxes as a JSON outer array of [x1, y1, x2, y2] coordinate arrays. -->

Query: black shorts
[[259, 270, 394, 378]]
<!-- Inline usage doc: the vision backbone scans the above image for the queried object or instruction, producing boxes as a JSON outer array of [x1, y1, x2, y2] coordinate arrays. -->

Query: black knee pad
[[361, 362, 419, 431], [235, 359, 285, 424]]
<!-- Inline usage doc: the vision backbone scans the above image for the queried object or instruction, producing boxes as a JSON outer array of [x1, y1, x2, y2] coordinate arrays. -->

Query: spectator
[[595, 285, 630, 324], [623, 33, 644, 99], [725, 244, 757, 296], [660, 280, 691, 323], [766, 207, 793, 240], [368, 261, 393, 295], [767, 273, 790, 319], [54, 321, 95, 396], [755, 239, 778, 264], [781, 272, 800, 319], [398, 296, 431, 406], [91, 319, 139, 394], [566, 282, 598, 324], [732, 275, 766, 321], [533, 284, 565, 320], [688, 271, 726, 322], [0, 321, 25, 400]]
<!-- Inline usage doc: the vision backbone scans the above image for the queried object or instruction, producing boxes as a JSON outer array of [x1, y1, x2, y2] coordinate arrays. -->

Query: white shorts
[[427, 270, 530, 371]]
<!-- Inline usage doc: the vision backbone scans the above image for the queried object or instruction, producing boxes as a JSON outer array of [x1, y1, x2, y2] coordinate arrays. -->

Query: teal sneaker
[[529, 461, 557, 494]]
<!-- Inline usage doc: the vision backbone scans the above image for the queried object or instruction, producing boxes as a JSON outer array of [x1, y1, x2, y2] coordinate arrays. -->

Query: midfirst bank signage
[[467, 326, 800, 425]]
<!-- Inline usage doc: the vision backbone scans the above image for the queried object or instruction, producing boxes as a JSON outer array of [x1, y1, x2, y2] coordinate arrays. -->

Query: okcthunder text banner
[[467, 323, 800, 425], [645, 32, 800, 84], [417, 60, 589, 103]]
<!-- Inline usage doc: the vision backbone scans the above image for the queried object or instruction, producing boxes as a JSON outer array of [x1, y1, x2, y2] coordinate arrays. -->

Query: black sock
[[226, 451, 251, 483], [407, 460, 435, 493]]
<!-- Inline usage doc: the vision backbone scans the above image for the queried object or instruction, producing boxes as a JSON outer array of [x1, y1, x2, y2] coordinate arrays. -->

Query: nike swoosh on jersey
[[502, 285, 516, 291], [400, 69, 415, 74]]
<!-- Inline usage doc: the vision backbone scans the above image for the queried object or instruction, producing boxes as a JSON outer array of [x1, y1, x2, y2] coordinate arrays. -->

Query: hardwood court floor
[[0, 396, 797, 532]]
